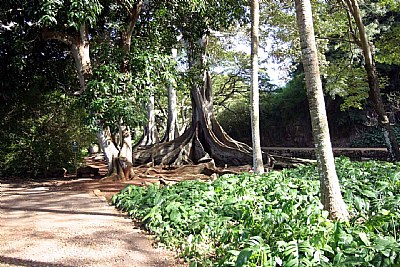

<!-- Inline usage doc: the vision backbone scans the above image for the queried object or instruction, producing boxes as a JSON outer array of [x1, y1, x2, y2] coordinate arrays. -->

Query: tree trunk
[[72, 24, 92, 94], [96, 127, 119, 175], [107, 0, 143, 179], [136, 94, 160, 148], [295, 0, 349, 221], [162, 48, 180, 142], [118, 124, 134, 179], [42, 23, 92, 94], [250, 0, 264, 174], [121, 1, 143, 72], [343, 0, 400, 161]]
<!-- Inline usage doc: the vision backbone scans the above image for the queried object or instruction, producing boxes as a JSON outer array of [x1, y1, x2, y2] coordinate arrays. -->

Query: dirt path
[[0, 179, 183, 267]]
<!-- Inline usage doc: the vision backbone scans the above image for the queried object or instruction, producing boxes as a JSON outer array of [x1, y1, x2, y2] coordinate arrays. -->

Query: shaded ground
[[0, 177, 184, 267]]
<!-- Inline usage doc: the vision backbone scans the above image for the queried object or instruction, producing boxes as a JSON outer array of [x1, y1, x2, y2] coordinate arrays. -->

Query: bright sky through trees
[[214, 30, 289, 87]]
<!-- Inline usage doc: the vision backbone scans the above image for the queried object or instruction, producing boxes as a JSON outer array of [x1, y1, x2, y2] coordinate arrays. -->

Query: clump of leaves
[[351, 126, 400, 148], [0, 91, 93, 177], [112, 157, 400, 266]]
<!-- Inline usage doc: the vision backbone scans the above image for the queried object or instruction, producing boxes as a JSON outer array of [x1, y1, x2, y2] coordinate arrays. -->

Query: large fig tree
[[131, 0, 271, 169]]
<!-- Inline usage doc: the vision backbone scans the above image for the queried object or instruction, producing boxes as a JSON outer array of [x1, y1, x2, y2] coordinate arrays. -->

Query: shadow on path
[[0, 205, 123, 218], [0, 256, 74, 267]]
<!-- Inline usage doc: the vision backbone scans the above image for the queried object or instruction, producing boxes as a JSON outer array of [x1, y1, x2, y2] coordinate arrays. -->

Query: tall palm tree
[[294, 0, 349, 221]]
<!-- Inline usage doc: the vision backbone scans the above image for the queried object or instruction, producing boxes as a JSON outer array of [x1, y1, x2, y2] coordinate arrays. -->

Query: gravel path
[[0, 180, 182, 267]]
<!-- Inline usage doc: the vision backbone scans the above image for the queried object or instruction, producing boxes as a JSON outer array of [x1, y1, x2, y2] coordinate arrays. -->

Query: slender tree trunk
[[147, 94, 160, 144], [118, 124, 134, 179], [121, 1, 143, 73], [166, 81, 179, 140], [109, 0, 143, 179], [163, 48, 180, 142], [74, 24, 92, 94], [343, 0, 400, 161], [96, 127, 119, 174], [93, 1, 144, 180], [295, 0, 349, 221], [136, 94, 160, 147], [179, 95, 190, 135], [250, 0, 264, 174]]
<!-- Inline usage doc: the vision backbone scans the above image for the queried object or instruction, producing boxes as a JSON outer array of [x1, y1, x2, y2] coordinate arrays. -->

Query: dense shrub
[[112, 158, 400, 266], [0, 91, 94, 177], [216, 71, 396, 148], [217, 73, 311, 146], [216, 100, 252, 144], [351, 126, 400, 148]]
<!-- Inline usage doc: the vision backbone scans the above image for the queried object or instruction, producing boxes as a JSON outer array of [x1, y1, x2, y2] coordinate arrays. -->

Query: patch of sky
[[211, 30, 290, 88]]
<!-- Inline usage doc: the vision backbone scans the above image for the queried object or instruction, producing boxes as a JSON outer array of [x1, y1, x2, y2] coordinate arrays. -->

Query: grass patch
[[112, 157, 400, 266]]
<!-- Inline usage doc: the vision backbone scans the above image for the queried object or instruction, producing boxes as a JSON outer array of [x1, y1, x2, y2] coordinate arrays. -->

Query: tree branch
[[41, 29, 77, 46], [315, 36, 356, 44], [339, 0, 362, 47]]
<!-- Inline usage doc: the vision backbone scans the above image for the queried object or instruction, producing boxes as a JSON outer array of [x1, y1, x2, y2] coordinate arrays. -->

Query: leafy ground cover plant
[[112, 157, 400, 266]]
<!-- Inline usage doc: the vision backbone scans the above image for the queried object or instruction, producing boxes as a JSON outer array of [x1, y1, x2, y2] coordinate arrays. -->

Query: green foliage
[[376, 25, 400, 65], [266, 73, 308, 121], [67, 0, 103, 29], [83, 63, 148, 128], [260, 0, 400, 110], [0, 91, 93, 177], [0, 5, 92, 177], [159, 0, 248, 42], [217, 100, 251, 143], [217, 72, 309, 145], [83, 46, 176, 129], [39, 0, 103, 29], [323, 61, 369, 110], [112, 158, 400, 266], [351, 126, 400, 148]]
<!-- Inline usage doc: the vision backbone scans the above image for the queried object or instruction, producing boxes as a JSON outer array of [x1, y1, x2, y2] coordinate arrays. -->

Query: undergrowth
[[351, 126, 400, 148], [112, 157, 400, 266]]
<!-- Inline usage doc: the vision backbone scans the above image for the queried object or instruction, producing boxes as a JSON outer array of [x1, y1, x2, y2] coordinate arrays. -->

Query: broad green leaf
[[284, 258, 299, 267], [235, 248, 252, 267], [359, 232, 371, 246], [360, 190, 377, 198]]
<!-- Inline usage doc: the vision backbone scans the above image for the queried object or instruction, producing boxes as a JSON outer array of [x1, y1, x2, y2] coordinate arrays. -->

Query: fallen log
[[270, 154, 316, 169]]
